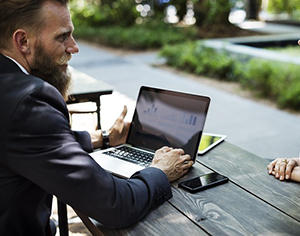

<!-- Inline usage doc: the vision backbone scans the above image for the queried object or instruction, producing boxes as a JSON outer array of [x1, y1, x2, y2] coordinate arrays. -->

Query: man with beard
[[0, 0, 194, 235]]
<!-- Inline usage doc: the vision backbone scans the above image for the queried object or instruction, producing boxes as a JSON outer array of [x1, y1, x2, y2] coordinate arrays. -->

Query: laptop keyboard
[[104, 146, 153, 167]]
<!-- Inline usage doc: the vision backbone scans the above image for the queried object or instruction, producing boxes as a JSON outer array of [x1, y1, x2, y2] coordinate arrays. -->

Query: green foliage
[[204, 0, 233, 25], [268, 0, 300, 14], [74, 23, 197, 50], [159, 42, 239, 81], [70, 0, 138, 27], [160, 41, 300, 110], [242, 59, 300, 109], [240, 59, 276, 97], [193, 0, 235, 26], [194, 44, 238, 80]]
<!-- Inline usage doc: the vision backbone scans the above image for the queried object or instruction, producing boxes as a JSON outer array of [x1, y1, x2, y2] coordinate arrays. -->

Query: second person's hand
[[267, 157, 299, 181]]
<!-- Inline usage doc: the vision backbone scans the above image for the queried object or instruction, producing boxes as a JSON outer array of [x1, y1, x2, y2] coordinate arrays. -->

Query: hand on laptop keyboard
[[150, 146, 194, 182]]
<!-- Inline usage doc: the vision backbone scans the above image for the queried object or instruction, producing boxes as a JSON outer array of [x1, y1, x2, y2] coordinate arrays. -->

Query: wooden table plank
[[170, 162, 300, 235], [94, 201, 208, 236], [197, 141, 300, 222]]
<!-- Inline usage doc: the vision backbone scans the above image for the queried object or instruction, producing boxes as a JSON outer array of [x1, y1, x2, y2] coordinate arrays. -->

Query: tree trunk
[[194, 0, 232, 26], [246, 0, 262, 20]]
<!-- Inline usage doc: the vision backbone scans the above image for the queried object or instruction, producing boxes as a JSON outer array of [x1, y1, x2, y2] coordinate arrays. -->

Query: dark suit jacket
[[0, 54, 172, 235]]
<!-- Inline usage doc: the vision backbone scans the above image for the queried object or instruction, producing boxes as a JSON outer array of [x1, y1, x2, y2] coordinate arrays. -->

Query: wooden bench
[[67, 67, 113, 129]]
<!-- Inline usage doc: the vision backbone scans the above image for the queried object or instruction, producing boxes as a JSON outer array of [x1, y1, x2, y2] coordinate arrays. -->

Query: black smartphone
[[178, 172, 229, 193]]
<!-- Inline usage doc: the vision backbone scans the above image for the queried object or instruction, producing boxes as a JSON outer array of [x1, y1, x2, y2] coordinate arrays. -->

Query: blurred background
[[69, 0, 300, 45]]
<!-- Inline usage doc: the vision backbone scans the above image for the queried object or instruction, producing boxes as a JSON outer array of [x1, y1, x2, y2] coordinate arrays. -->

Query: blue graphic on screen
[[181, 113, 197, 126], [144, 104, 158, 116], [144, 104, 199, 126]]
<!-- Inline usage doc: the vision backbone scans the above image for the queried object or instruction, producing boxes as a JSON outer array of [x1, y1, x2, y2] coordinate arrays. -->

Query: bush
[[159, 42, 239, 81], [160, 41, 300, 110], [268, 0, 300, 14], [74, 22, 197, 50], [240, 59, 276, 97], [242, 59, 300, 109]]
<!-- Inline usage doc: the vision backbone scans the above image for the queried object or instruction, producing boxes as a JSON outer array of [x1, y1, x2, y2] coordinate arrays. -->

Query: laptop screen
[[127, 86, 210, 160]]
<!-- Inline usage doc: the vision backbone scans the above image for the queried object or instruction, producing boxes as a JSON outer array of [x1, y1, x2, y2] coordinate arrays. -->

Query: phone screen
[[179, 172, 228, 193]]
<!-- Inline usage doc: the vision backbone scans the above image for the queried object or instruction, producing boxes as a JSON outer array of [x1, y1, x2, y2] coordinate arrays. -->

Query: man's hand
[[108, 105, 130, 147], [150, 146, 194, 182], [267, 157, 300, 182], [90, 106, 130, 149]]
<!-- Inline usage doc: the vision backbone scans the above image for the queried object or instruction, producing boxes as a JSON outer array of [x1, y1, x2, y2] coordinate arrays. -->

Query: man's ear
[[13, 29, 31, 54]]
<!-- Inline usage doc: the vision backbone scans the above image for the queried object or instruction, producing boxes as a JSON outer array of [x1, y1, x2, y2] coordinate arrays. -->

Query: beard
[[30, 42, 73, 101]]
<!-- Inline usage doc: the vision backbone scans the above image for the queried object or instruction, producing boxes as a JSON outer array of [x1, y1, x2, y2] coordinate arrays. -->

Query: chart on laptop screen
[[127, 88, 209, 154], [139, 101, 202, 144]]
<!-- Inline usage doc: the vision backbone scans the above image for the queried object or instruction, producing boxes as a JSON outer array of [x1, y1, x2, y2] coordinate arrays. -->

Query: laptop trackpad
[[92, 153, 145, 179]]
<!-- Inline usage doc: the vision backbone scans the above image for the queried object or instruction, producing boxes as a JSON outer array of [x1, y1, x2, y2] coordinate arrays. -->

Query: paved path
[[69, 38, 300, 160]]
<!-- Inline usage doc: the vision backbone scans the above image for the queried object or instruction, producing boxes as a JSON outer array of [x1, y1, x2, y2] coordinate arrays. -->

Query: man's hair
[[0, 0, 69, 50]]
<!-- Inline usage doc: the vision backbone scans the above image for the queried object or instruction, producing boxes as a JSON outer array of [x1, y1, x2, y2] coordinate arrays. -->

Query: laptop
[[90, 86, 210, 178]]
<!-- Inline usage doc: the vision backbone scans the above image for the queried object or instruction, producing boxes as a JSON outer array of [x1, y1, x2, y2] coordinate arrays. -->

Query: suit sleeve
[[72, 130, 93, 153], [5, 82, 172, 229]]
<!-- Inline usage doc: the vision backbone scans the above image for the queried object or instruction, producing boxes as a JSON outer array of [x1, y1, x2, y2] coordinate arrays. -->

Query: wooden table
[[80, 141, 300, 235], [67, 67, 113, 129]]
